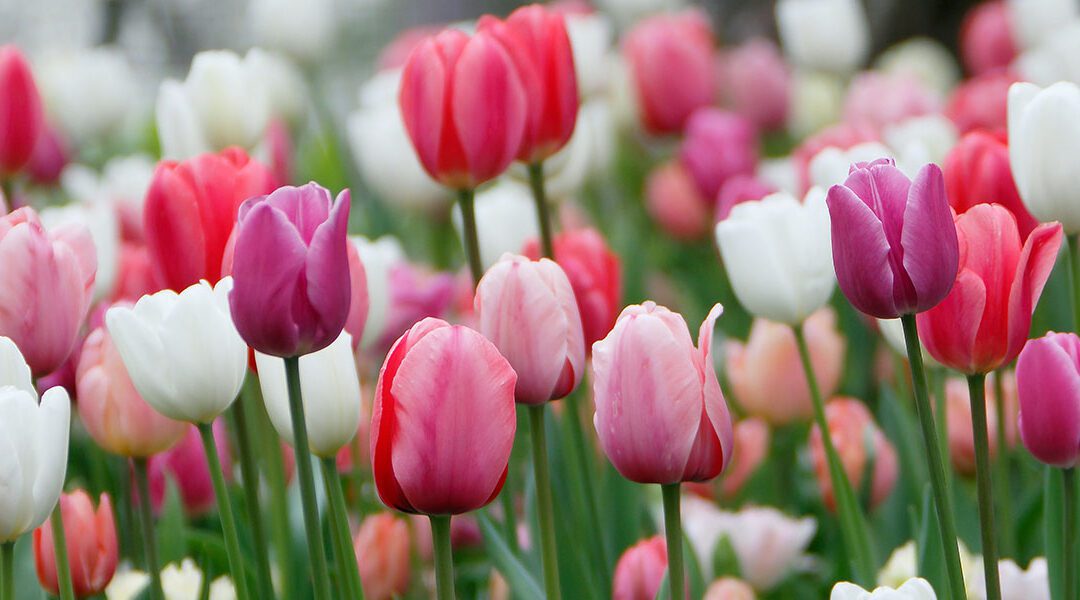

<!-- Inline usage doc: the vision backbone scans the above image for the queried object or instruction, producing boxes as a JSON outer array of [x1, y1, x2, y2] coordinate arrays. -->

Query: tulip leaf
[[712, 534, 741, 579], [653, 570, 670, 600], [477, 511, 544, 600], [158, 478, 187, 565], [1045, 466, 1066, 600], [915, 485, 948, 599]]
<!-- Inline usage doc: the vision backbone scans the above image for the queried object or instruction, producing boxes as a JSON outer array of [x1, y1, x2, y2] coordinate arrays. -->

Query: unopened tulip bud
[[1016, 332, 1080, 467]]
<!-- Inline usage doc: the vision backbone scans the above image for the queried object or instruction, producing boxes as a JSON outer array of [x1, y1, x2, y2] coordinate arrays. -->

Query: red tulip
[[613, 536, 669, 600], [399, 29, 527, 189], [144, 147, 274, 291], [945, 72, 1015, 135], [944, 130, 1038, 239], [371, 318, 517, 515], [1016, 332, 1080, 467], [0, 45, 43, 175], [808, 397, 898, 511], [918, 204, 1062, 374], [960, 1, 1017, 76], [478, 4, 578, 162], [354, 513, 410, 600], [679, 108, 759, 201], [33, 490, 118, 598]]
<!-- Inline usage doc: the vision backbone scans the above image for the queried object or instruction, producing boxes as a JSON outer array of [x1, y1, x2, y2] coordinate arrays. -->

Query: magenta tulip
[[826, 158, 959, 319], [960, 1, 1016, 77], [1016, 332, 1080, 467], [229, 182, 351, 357], [0, 45, 43, 175], [678, 109, 758, 202]]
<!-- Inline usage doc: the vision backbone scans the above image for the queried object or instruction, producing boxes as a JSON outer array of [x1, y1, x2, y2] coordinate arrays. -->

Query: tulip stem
[[133, 457, 165, 600], [320, 457, 365, 600], [992, 371, 1015, 558], [900, 314, 968, 600], [1069, 234, 1080, 331], [49, 504, 75, 600], [966, 374, 1002, 600], [528, 405, 562, 600], [1065, 467, 1077, 600], [0, 542, 11, 600], [793, 324, 876, 585], [660, 484, 685, 600], [457, 188, 484, 286], [197, 422, 251, 600], [283, 356, 333, 600], [430, 515, 455, 600], [231, 395, 275, 599], [527, 162, 555, 258]]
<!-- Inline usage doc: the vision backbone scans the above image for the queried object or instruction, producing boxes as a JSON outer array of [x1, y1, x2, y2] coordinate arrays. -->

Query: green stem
[[133, 458, 164, 600], [900, 314, 968, 600], [563, 392, 611, 582], [232, 397, 274, 599], [49, 505, 75, 600], [283, 356, 332, 600], [457, 188, 483, 286], [992, 371, 1015, 558], [1069, 234, 1080, 331], [528, 405, 562, 600], [1065, 468, 1077, 600], [660, 484, 685, 600], [430, 515, 455, 600], [794, 324, 876, 585], [931, 368, 949, 468], [967, 374, 1001, 600], [320, 458, 365, 600], [197, 423, 251, 600], [259, 396, 293, 598], [0, 542, 12, 600], [527, 162, 555, 258]]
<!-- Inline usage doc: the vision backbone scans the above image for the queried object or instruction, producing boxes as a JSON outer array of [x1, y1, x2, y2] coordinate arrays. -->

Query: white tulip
[[106, 559, 236, 600], [831, 578, 937, 600], [105, 278, 248, 424], [875, 38, 960, 97], [808, 142, 894, 190], [40, 191, 119, 300], [716, 189, 835, 325], [757, 157, 799, 195], [1008, 81, 1080, 232], [155, 80, 211, 160], [36, 47, 139, 146], [593, 0, 685, 27], [877, 541, 917, 589], [452, 179, 540, 270], [1007, 0, 1078, 50], [565, 12, 614, 99], [351, 236, 406, 349], [249, 0, 336, 63], [775, 0, 869, 74], [245, 48, 308, 123], [1014, 21, 1080, 86], [255, 331, 361, 458], [968, 557, 1049, 600], [883, 114, 958, 171], [788, 69, 846, 138], [709, 505, 817, 591]]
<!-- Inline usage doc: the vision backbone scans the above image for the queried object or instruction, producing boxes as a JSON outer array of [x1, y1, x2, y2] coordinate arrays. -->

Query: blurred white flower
[[877, 541, 917, 589], [350, 235, 405, 350], [565, 11, 615, 99], [249, 0, 337, 63], [106, 558, 236, 600], [788, 69, 845, 138], [36, 47, 139, 147], [510, 99, 615, 199], [757, 157, 799, 195], [452, 179, 539, 271], [968, 557, 1050, 600], [875, 38, 960, 98], [831, 578, 937, 600], [776, 0, 869, 74], [593, 0, 685, 27], [1013, 21, 1080, 85], [876, 318, 940, 368], [884, 114, 959, 177], [41, 184, 120, 300], [1007, 0, 1078, 50], [245, 48, 308, 123], [808, 142, 892, 189]]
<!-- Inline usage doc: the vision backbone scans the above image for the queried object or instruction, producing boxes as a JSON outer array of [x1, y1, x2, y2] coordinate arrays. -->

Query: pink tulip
[[229, 182, 351, 357], [944, 130, 1038, 239], [344, 240, 370, 349], [76, 323, 187, 458], [945, 372, 1018, 475], [843, 72, 939, 131], [809, 397, 898, 511], [719, 39, 790, 132], [1016, 332, 1080, 467], [399, 29, 527, 189], [623, 10, 718, 135], [703, 578, 756, 600], [110, 242, 160, 302], [371, 318, 517, 514], [960, 1, 1017, 76], [645, 160, 711, 240], [715, 174, 775, 223], [679, 109, 758, 201], [33, 490, 118, 598], [354, 513, 410, 600], [945, 72, 1015, 135], [0, 207, 96, 376], [613, 536, 669, 600], [726, 308, 846, 425], [918, 204, 1062, 374], [145, 421, 231, 517], [592, 302, 733, 484], [265, 118, 294, 188], [476, 254, 585, 404], [26, 123, 68, 185], [826, 158, 959, 319], [0, 45, 43, 175], [720, 417, 771, 499], [376, 264, 455, 352], [478, 4, 578, 162]]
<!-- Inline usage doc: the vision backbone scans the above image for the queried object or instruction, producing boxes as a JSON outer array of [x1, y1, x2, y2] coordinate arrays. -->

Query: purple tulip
[[678, 108, 758, 201], [1016, 332, 1080, 468], [229, 183, 351, 357], [825, 158, 959, 319]]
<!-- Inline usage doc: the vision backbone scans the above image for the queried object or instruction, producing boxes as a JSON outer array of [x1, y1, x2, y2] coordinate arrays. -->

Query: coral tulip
[[33, 491, 118, 598], [354, 513, 410, 600], [645, 160, 711, 240], [720, 418, 770, 499], [808, 397, 899, 511], [944, 130, 1038, 239], [613, 536, 669, 600], [944, 373, 1018, 475]]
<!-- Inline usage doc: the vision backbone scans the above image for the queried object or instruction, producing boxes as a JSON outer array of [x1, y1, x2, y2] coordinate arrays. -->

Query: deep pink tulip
[[918, 204, 1062, 374], [644, 160, 711, 241], [144, 147, 274, 291], [945, 372, 1018, 475], [613, 536, 669, 600], [719, 39, 790, 132], [944, 130, 1038, 239], [0, 207, 96, 376], [399, 29, 527, 189], [33, 490, 117, 598], [476, 254, 585, 404], [371, 318, 517, 515], [1016, 332, 1080, 468], [679, 109, 758, 201], [808, 397, 898, 511], [229, 182, 351, 357], [945, 72, 1015, 135], [146, 421, 231, 517], [843, 72, 939, 131], [592, 302, 733, 484], [623, 10, 717, 135], [715, 174, 776, 222], [478, 4, 578, 162], [826, 158, 959, 319], [0, 45, 43, 175], [26, 123, 68, 185], [960, 1, 1017, 76]]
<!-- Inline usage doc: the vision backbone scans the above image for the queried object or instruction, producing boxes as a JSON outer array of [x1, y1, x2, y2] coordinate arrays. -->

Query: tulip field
[[2, 0, 1080, 599]]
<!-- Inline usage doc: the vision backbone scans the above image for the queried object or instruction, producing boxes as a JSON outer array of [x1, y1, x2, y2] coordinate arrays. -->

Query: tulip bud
[[33, 491, 118, 598], [1016, 331, 1080, 468], [679, 109, 759, 201], [354, 513, 410, 600], [645, 160, 711, 240], [809, 397, 898, 511], [944, 373, 1018, 475], [944, 130, 1037, 238], [719, 39, 790, 133], [960, 1, 1017, 76], [826, 158, 959, 319], [613, 536, 669, 600], [371, 318, 517, 515], [146, 422, 232, 518], [775, 0, 869, 74], [704, 578, 756, 600], [946, 73, 1014, 135], [831, 578, 937, 600], [0, 45, 43, 175]]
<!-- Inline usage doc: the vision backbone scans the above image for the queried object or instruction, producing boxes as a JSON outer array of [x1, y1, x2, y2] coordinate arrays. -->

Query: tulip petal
[[903, 163, 959, 312], [144, 162, 207, 288], [30, 387, 70, 530], [1017, 336, 1080, 467], [687, 303, 733, 480], [0, 407, 26, 541], [917, 270, 986, 373], [826, 184, 897, 318], [1006, 222, 1063, 364], [0, 336, 35, 397], [303, 189, 352, 355], [717, 205, 801, 324], [105, 305, 177, 416]]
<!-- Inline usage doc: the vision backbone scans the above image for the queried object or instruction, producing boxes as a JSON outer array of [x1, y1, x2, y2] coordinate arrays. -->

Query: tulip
[[76, 324, 187, 458], [704, 578, 757, 600], [874, 38, 959, 99], [0, 45, 43, 175], [775, 0, 869, 74], [33, 491, 118, 598], [36, 47, 137, 146], [478, 4, 578, 163], [106, 278, 248, 424], [613, 536, 669, 600], [344, 241, 369, 349], [1006, 0, 1077, 49], [622, 10, 717, 135], [145, 421, 231, 518], [371, 317, 517, 515], [918, 204, 1062, 374], [111, 243, 158, 303], [144, 147, 274, 290], [719, 39, 790, 132], [560, 8, 613, 99], [40, 194, 120, 301], [809, 397, 899, 511], [399, 29, 527, 189], [946, 73, 1014, 135], [793, 123, 880, 193], [944, 130, 1037, 239], [351, 235, 406, 349], [826, 158, 959, 319], [452, 179, 539, 270], [726, 308, 845, 425], [809, 142, 894, 190], [645, 160, 711, 240], [719, 418, 770, 499], [944, 373, 1018, 476], [249, 0, 336, 62], [716, 189, 834, 325], [1015, 332, 1080, 467], [679, 109, 759, 201], [1008, 82, 1080, 233], [960, 1, 1017, 76], [354, 513, 410, 600], [883, 115, 958, 174], [0, 207, 96, 377], [106, 558, 237, 600], [970, 557, 1050, 600], [230, 183, 351, 357], [716, 175, 776, 222], [831, 578, 937, 600], [843, 72, 939, 132], [1014, 21, 1080, 87], [787, 70, 846, 140], [61, 154, 156, 243], [26, 123, 68, 185], [244, 49, 308, 126]]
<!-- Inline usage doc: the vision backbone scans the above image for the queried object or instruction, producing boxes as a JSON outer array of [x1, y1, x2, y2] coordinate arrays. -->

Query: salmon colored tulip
[[720, 418, 771, 500], [1016, 332, 1080, 467], [704, 578, 757, 600], [944, 372, 1018, 475], [371, 318, 517, 514], [645, 160, 711, 241], [0, 45, 43, 174], [944, 130, 1038, 239], [33, 490, 117, 598], [613, 536, 669, 600], [354, 513, 410, 600], [808, 397, 898, 511]]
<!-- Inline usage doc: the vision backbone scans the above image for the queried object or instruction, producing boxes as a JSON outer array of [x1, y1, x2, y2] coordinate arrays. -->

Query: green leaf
[[712, 534, 741, 580], [157, 478, 187, 566], [915, 485, 948, 599], [477, 511, 544, 600], [1045, 467, 1065, 600]]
